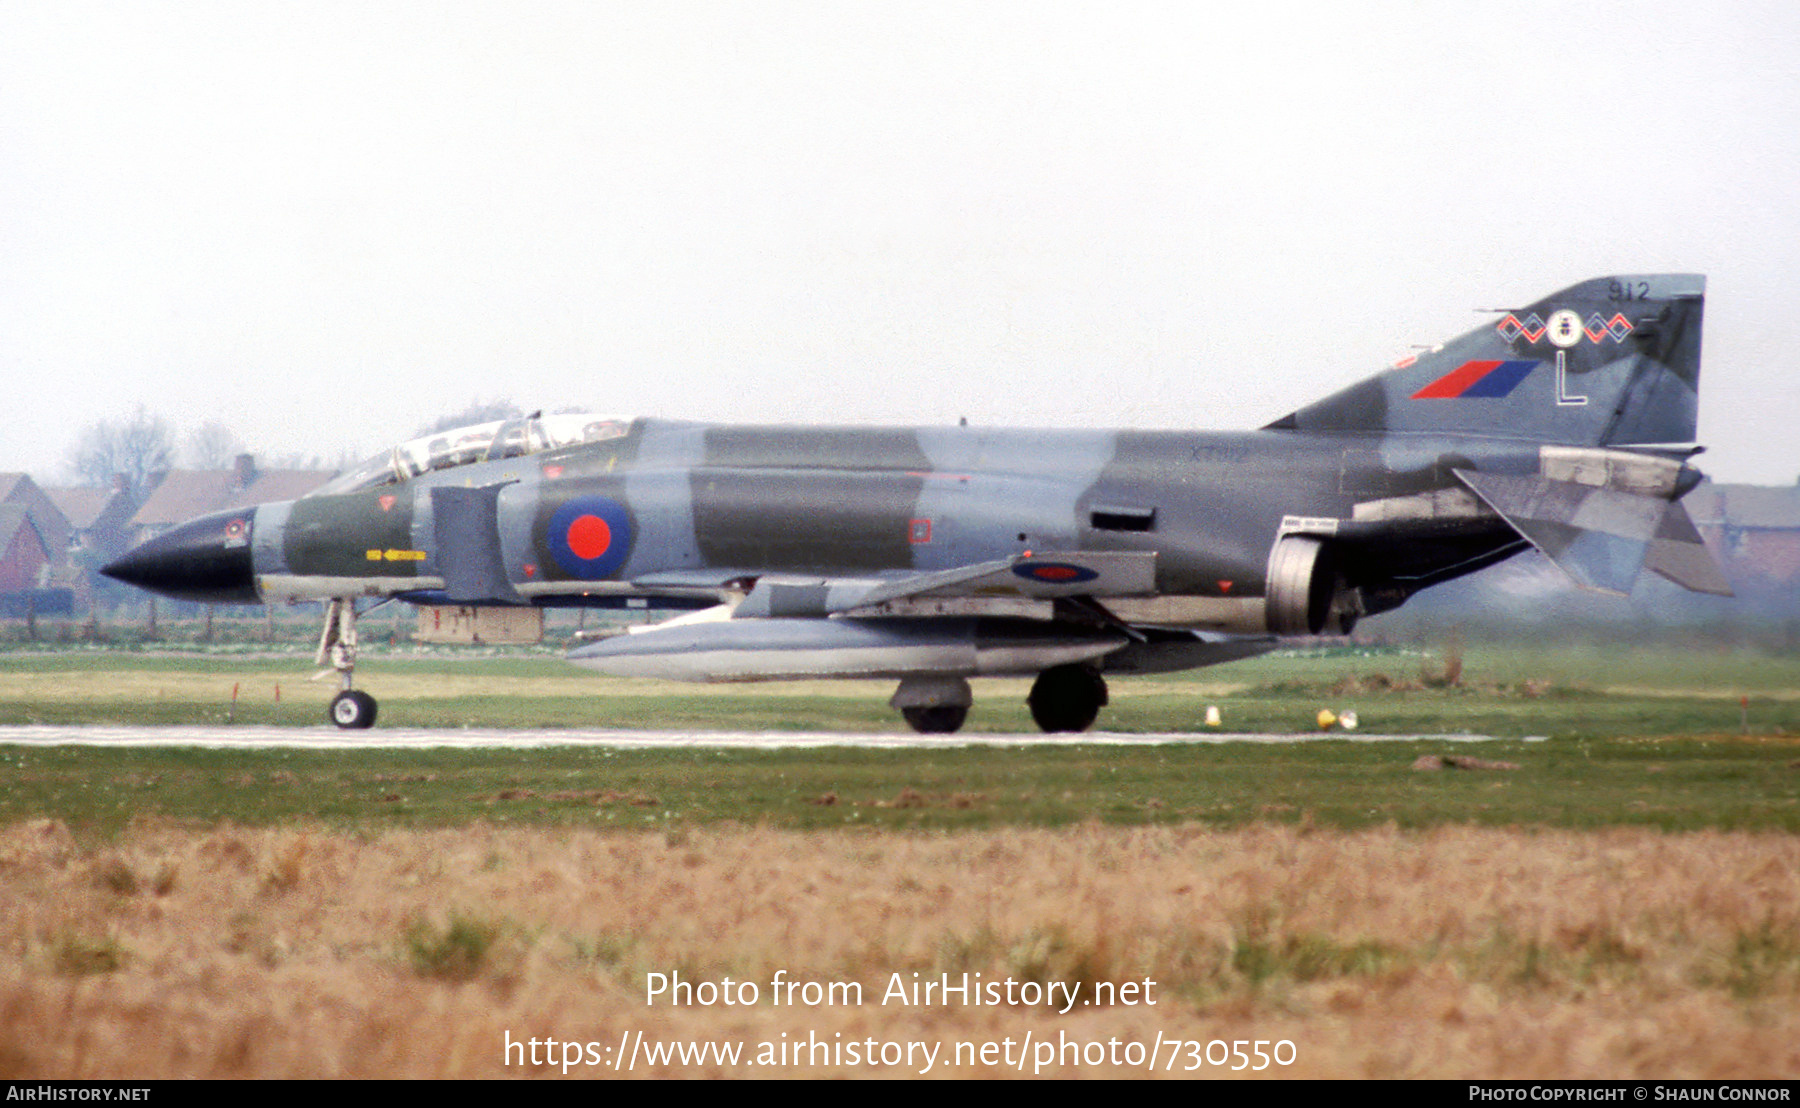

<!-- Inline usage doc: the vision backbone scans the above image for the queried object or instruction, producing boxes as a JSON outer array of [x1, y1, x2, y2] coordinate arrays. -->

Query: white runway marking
[[0, 724, 1521, 750]]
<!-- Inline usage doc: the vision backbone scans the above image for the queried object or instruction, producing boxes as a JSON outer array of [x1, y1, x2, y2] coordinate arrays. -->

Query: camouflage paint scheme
[[103, 275, 1730, 732]]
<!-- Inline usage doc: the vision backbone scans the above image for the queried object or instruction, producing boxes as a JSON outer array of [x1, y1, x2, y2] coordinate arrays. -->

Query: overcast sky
[[3, 1, 1797, 486]]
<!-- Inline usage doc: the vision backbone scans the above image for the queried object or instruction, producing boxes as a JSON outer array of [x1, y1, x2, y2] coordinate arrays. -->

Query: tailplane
[[1456, 464, 1732, 597], [1270, 274, 1705, 447]]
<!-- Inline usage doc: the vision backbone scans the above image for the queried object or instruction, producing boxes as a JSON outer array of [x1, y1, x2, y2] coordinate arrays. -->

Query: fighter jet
[[102, 274, 1730, 732]]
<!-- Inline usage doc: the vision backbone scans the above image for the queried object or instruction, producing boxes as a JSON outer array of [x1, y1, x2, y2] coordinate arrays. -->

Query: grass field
[[2, 735, 1797, 837], [1, 640, 1796, 737], [0, 640, 1796, 836], [0, 639, 1796, 1078]]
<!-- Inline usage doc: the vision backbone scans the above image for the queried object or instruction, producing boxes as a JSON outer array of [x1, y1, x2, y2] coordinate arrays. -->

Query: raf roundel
[[1012, 562, 1100, 584], [546, 497, 633, 580]]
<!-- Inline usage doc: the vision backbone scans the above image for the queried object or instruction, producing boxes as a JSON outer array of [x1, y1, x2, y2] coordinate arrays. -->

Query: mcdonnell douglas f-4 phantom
[[103, 274, 1730, 732]]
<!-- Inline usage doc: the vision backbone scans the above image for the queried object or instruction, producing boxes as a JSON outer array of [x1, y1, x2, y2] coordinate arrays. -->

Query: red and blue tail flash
[[1410, 359, 1539, 400]]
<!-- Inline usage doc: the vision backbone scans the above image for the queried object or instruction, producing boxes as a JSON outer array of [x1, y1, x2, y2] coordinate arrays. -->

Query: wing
[[627, 551, 1157, 618], [830, 550, 1158, 612]]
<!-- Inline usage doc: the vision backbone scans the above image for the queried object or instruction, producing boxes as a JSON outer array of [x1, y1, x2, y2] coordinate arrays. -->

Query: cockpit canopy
[[310, 413, 632, 497]]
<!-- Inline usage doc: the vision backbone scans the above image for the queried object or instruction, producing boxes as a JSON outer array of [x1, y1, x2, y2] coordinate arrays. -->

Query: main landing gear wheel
[[1028, 664, 1108, 733], [901, 705, 969, 734], [330, 689, 378, 729]]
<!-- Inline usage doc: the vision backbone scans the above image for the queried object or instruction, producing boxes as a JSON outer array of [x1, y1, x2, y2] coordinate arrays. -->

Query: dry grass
[[1, 819, 1796, 1078]]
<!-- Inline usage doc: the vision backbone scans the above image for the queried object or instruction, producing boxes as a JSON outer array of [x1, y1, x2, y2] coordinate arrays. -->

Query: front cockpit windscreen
[[309, 414, 632, 497]]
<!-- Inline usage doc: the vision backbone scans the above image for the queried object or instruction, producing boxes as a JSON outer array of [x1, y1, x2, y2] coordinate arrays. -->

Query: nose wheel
[[330, 689, 378, 729], [317, 598, 378, 729]]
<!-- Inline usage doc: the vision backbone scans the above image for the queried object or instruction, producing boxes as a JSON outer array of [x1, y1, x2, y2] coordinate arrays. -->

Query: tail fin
[[1270, 274, 1705, 446]]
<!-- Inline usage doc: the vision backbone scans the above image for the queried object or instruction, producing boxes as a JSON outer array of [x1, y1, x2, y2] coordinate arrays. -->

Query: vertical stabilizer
[[1272, 275, 1705, 446]]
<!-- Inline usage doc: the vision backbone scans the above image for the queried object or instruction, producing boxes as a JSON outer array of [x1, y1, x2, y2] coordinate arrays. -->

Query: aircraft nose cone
[[101, 508, 260, 604]]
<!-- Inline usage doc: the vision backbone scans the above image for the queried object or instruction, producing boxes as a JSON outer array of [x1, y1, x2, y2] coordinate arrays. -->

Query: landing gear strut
[[317, 598, 377, 729], [1028, 664, 1107, 733]]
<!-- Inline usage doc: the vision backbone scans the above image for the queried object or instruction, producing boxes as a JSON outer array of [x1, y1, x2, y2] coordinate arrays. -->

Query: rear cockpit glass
[[309, 414, 631, 497]]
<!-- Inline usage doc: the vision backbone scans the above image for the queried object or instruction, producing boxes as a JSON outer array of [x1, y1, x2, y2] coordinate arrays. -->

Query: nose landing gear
[[317, 598, 378, 729]]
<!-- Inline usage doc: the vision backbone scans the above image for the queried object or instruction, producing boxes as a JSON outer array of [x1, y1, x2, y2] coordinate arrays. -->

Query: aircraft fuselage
[[199, 421, 1540, 632]]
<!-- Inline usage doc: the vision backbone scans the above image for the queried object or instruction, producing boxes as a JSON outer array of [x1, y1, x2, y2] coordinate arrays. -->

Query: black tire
[[329, 689, 378, 730], [1027, 665, 1107, 733], [901, 704, 968, 734]]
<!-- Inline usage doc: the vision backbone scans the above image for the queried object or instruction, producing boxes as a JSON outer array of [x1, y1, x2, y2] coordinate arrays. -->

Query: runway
[[0, 724, 1525, 749]]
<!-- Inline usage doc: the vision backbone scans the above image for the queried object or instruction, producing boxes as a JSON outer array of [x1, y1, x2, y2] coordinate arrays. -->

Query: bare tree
[[185, 421, 245, 469], [65, 405, 175, 495], [263, 448, 359, 471]]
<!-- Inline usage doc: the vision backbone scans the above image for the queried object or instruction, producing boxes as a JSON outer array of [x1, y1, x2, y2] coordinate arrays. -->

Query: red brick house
[[1683, 482, 1800, 588], [0, 506, 51, 592]]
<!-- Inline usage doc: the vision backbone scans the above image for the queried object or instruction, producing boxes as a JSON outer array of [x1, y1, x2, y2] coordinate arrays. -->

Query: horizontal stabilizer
[[1456, 470, 1730, 597], [1644, 500, 1734, 596]]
